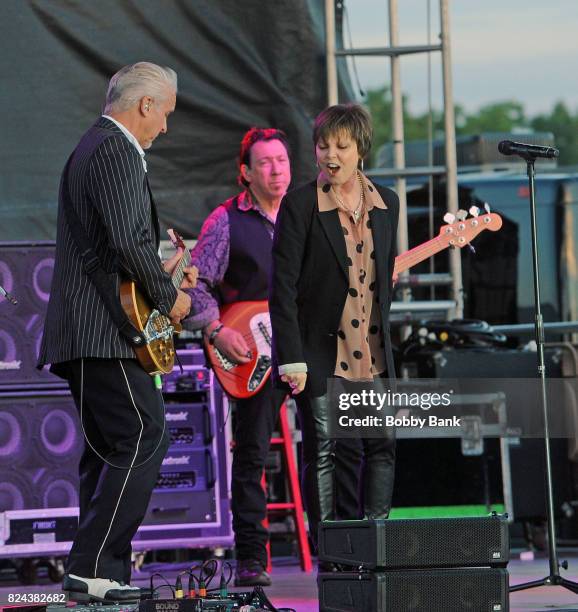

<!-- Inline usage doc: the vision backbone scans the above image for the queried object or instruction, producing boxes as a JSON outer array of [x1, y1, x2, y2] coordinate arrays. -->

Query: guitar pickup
[[248, 355, 271, 392], [143, 309, 174, 343], [214, 347, 235, 371]]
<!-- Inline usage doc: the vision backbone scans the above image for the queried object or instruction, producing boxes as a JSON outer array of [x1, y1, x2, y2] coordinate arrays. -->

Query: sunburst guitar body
[[120, 229, 191, 375]]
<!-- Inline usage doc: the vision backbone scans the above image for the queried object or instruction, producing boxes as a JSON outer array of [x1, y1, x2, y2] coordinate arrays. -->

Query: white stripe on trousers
[[79, 359, 144, 578]]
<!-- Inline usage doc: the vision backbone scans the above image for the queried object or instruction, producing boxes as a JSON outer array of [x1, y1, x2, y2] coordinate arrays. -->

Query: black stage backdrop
[[0, 0, 353, 240]]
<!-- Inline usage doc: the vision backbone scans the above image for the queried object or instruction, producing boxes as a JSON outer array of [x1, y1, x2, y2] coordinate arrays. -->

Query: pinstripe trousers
[[63, 358, 170, 582]]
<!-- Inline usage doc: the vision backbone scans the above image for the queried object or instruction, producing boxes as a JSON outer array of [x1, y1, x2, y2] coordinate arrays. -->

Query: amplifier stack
[[318, 515, 510, 611], [0, 242, 233, 561], [133, 356, 234, 551]]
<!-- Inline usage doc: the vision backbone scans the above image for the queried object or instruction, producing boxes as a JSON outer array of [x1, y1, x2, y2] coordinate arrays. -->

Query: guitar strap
[[60, 143, 147, 348]]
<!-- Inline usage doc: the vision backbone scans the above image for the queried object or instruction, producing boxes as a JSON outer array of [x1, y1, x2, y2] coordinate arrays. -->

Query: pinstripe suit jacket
[[38, 117, 178, 369]]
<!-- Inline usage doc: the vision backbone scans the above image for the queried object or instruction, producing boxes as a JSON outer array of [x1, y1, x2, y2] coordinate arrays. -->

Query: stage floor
[[2, 553, 578, 611]]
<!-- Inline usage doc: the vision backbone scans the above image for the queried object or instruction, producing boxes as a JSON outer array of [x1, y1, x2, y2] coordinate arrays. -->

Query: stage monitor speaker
[[0, 242, 63, 389], [318, 568, 509, 612], [0, 391, 82, 512], [318, 516, 509, 569]]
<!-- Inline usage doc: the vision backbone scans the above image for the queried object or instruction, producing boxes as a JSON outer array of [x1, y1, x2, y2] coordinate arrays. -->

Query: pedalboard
[[140, 598, 238, 611], [47, 597, 268, 612]]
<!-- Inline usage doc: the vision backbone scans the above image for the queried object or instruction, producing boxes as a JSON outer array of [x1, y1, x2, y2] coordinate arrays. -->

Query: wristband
[[208, 323, 224, 345]]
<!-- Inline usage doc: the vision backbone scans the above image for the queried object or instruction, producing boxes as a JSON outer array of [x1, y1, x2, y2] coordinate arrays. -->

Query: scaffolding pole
[[388, 0, 409, 268], [324, 0, 462, 318], [440, 0, 463, 317], [325, 0, 338, 105]]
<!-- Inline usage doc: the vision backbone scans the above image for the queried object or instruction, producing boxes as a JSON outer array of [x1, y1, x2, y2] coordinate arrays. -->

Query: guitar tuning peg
[[469, 205, 480, 218], [484, 202, 491, 213], [456, 209, 468, 221], [443, 212, 456, 224]]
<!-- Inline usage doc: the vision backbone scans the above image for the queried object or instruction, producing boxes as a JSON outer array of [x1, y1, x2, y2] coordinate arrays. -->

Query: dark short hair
[[313, 104, 373, 159], [238, 127, 291, 187]]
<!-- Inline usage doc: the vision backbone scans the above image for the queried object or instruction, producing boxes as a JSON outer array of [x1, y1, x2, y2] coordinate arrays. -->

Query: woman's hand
[[281, 372, 307, 395]]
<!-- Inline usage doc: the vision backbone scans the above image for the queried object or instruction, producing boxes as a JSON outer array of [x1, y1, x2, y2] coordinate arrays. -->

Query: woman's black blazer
[[269, 179, 399, 397]]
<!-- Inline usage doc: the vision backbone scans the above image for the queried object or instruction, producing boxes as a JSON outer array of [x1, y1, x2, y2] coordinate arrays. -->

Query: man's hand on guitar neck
[[164, 247, 198, 288], [169, 290, 192, 324], [206, 321, 251, 365]]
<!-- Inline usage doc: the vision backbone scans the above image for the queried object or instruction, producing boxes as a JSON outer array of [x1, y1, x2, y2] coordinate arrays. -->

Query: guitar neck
[[171, 249, 191, 289], [394, 235, 448, 275]]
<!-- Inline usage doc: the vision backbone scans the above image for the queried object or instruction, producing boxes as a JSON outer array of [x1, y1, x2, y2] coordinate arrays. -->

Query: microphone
[[498, 140, 559, 160], [0, 285, 18, 305]]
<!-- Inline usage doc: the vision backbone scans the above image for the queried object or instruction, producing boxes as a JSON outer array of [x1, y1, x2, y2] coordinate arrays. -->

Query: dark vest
[[217, 196, 273, 304]]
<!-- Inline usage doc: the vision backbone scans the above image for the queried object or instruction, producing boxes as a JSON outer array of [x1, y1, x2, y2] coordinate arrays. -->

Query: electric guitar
[[206, 211, 503, 399], [120, 229, 192, 375]]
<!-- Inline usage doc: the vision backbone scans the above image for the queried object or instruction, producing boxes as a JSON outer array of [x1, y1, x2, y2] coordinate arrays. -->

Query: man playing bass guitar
[[186, 128, 291, 587]]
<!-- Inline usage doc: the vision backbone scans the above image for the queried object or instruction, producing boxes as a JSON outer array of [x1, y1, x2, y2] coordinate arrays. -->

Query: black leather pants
[[296, 392, 396, 550]]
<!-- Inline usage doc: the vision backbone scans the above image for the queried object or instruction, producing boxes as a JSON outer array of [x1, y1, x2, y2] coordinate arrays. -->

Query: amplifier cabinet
[[0, 390, 81, 513], [142, 447, 217, 527], [0, 242, 64, 389], [0, 362, 234, 555], [319, 516, 509, 570], [318, 568, 509, 612]]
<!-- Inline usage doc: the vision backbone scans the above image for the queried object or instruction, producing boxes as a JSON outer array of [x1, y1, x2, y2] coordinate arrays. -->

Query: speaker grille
[[384, 568, 508, 612], [0, 393, 81, 512], [0, 243, 62, 388], [319, 517, 509, 569], [384, 517, 508, 569], [318, 569, 509, 612]]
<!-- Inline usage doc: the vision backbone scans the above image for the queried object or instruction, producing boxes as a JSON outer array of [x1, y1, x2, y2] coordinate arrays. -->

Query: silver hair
[[103, 62, 178, 114]]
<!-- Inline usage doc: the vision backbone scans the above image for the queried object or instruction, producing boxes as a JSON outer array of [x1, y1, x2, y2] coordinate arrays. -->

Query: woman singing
[[269, 103, 399, 555]]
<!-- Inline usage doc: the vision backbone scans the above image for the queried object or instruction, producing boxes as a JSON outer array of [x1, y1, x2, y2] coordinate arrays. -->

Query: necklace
[[332, 174, 365, 223]]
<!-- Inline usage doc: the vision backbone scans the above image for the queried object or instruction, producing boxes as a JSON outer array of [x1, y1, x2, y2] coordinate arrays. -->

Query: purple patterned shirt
[[185, 190, 275, 330]]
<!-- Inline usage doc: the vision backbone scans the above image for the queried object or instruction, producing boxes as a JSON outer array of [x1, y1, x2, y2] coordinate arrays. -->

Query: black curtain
[[0, 0, 352, 240]]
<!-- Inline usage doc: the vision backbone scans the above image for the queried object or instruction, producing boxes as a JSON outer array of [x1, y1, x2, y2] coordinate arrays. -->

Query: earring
[[145, 104, 150, 111]]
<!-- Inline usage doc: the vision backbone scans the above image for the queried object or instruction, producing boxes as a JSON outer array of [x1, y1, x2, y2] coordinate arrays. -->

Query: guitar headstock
[[437, 209, 502, 248], [167, 228, 186, 250]]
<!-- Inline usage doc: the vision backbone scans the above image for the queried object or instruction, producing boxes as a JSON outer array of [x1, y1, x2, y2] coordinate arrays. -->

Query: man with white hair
[[38, 62, 193, 603]]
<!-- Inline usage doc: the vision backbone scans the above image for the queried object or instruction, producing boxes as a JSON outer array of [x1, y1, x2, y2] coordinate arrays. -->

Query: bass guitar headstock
[[438, 206, 502, 248]]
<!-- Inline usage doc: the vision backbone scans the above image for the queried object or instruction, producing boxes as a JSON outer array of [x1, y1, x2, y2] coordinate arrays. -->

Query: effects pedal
[[138, 594, 267, 611]]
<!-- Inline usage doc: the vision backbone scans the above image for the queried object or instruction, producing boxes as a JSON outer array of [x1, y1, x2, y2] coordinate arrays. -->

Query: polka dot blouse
[[317, 172, 388, 381]]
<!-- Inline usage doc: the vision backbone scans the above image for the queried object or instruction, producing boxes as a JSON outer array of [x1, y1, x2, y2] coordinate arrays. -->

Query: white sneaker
[[63, 573, 140, 602]]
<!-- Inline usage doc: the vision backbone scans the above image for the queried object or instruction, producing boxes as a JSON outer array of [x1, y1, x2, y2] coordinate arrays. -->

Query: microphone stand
[[509, 155, 578, 595]]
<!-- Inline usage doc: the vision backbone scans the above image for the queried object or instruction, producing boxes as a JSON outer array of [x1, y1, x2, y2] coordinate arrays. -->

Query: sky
[[345, 0, 578, 118]]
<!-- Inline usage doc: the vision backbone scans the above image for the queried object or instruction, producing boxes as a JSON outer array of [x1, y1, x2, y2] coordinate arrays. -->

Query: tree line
[[365, 86, 578, 166]]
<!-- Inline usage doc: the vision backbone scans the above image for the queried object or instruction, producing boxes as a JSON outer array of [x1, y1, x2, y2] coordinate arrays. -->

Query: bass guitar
[[206, 211, 503, 399]]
